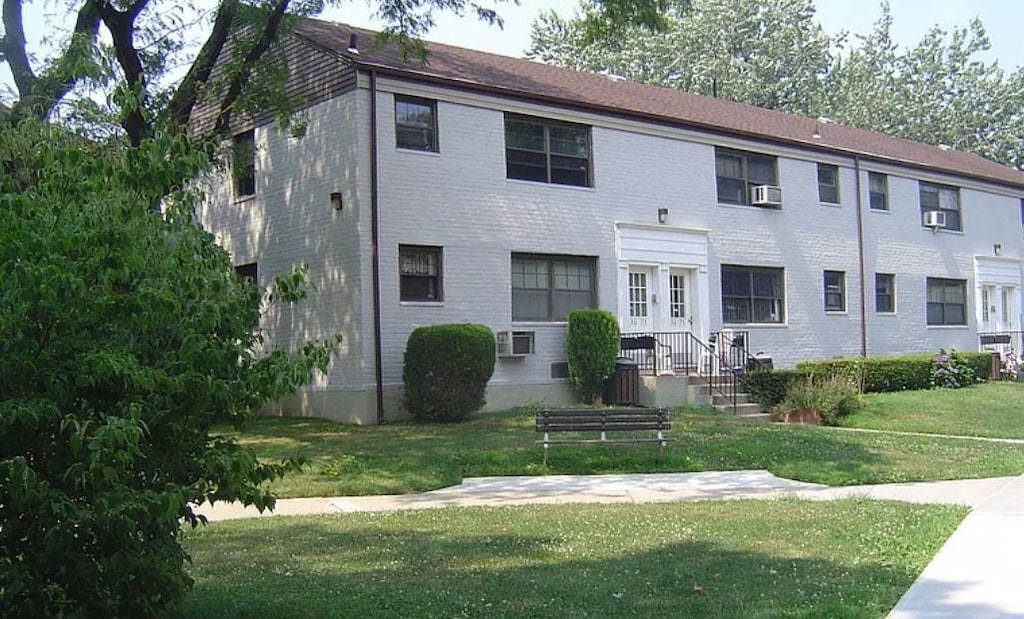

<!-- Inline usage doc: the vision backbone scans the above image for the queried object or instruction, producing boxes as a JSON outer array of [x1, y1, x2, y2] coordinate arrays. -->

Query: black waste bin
[[604, 356, 640, 406], [747, 354, 773, 372]]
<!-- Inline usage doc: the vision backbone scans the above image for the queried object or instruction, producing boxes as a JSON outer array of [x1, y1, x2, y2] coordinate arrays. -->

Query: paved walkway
[[194, 471, 1024, 617]]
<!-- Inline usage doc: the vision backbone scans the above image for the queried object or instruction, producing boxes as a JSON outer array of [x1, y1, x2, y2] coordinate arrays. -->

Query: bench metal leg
[[543, 432, 550, 467], [657, 431, 665, 465]]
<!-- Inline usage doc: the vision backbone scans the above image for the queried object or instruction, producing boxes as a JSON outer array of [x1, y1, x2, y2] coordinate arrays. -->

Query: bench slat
[[538, 423, 670, 432]]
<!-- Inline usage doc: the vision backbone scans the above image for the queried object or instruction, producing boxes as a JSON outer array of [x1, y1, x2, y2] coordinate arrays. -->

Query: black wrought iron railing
[[979, 331, 1024, 355], [618, 330, 756, 413]]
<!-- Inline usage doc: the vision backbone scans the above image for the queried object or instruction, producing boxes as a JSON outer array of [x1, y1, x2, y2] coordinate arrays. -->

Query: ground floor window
[[512, 253, 596, 321], [399, 245, 442, 302], [927, 277, 967, 325], [670, 273, 686, 318], [628, 271, 648, 318], [721, 265, 784, 324]]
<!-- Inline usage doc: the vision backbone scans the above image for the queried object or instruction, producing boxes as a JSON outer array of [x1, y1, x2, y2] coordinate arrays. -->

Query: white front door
[[982, 285, 995, 331]]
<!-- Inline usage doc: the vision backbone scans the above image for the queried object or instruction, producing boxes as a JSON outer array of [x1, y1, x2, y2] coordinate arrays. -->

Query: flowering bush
[[931, 348, 978, 389]]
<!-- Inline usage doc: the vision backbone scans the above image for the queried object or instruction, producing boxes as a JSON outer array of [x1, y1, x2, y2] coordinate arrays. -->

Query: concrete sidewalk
[[193, 471, 1024, 618], [887, 475, 1024, 619]]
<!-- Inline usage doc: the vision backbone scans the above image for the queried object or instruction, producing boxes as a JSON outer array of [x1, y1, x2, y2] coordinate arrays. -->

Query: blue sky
[[3, 0, 1022, 102]]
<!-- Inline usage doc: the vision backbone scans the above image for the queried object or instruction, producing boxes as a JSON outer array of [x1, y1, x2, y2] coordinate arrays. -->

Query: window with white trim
[[715, 148, 778, 207], [869, 172, 889, 211], [817, 163, 839, 204], [511, 254, 596, 321], [875, 273, 895, 313], [395, 96, 438, 152], [824, 270, 846, 312], [919, 182, 962, 231], [670, 273, 686, 318], [399, 245, 442, 302], [926, 278, 967, 325], [505, 115, 591, 187], [721, 265, 784, 324]]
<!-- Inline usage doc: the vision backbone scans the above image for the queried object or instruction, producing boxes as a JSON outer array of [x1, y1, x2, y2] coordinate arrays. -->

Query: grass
[[227, 403, 1024, 498], [169, 499, 967, 618], [844, 381, 1024, 439]]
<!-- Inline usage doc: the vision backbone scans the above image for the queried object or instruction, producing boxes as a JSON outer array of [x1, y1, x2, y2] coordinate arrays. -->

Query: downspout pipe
[[854, 155, 868, 358], [369, 69, 385, 423]]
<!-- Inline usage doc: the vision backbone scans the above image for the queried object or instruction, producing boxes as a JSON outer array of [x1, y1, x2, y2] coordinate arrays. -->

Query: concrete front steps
[[636, 373, 769, 420]]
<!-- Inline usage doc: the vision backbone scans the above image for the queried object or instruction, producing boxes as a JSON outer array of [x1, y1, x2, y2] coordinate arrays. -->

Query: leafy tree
[[529, 0, 1024, 168], [0, 117, 340, 615], [0, 1, 670, 613], [528, 0, 834, 116], [824, 4, 1024, 169]]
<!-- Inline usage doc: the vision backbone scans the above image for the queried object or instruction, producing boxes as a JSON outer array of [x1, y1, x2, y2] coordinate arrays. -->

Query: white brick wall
[[200, 77, 1024, 421]]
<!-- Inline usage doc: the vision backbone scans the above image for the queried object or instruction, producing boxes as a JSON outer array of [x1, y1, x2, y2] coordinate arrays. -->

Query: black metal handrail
[[979, 330, 1024, 353], [618, 331, 752, 413]]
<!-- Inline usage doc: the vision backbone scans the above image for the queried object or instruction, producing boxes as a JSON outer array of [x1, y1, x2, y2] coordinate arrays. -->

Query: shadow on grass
[[168, 501, 976, 619]]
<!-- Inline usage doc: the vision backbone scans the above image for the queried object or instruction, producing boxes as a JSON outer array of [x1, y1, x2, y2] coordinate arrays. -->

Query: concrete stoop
[[638, 373, 767, 419]]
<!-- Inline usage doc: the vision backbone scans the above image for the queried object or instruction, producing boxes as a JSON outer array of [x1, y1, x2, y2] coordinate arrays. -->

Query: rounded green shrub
[[565, 309, 620, 403], [403, 324, 496, 422]]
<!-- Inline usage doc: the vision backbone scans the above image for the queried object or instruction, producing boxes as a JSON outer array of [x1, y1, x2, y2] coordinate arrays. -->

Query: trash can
[[604, 356, 640, 406], [747, 354, 773, 372], [992, 351, 1003, 381]]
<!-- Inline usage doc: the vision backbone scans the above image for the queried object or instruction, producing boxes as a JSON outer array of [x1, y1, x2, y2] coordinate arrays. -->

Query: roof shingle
[[293, 18, 1024, 190]]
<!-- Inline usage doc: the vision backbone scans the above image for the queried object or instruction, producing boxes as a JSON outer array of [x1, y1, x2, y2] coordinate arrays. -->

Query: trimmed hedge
[[795, 352, 992, 393], [403, 324, 496, 422], [739, 369, 810, 409], [566, 309, 620, 403]]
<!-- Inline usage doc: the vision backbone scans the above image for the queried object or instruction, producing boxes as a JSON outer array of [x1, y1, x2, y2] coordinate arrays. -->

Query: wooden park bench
[[535, 408, 671, 466]]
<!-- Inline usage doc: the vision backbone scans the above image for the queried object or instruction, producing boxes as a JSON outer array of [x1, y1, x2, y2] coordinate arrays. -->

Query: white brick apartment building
[[195, 19, 1024, 424]]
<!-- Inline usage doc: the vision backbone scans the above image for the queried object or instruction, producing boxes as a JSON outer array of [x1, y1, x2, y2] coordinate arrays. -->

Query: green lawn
[[228, 404, 1024, 498], [843, 381, 1024, 439], [169, 499, 966, 618]]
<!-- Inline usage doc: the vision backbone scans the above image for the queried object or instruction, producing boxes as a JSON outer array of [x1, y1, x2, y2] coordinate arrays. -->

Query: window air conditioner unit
[[496, 331, 535, 358], [923, 210, 946, 229], [751, 185, 783, 206]]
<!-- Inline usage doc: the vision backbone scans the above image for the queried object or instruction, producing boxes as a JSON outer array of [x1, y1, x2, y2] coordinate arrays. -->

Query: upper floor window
[[721, 265, 784, 324], [875, 273, 895, 313], [395, 96, 438, 152], [824, 270, 846, 312], [399, 245, 443, 302], [505, 115, 591, 187], [926, 277, 967, 326], [512, 253, 596, 321], [869, 172, 889, 211], [817, 164, 840, 204], [715, 148, 779, 207], [919, 181, 961, 231], [232, 130, 255, 198]]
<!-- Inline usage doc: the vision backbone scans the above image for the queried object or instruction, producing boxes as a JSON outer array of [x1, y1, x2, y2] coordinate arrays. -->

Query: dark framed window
[[512, 253, 596, 321], [919, 181, 961, 231], [232, 130, 256, 198], [395, 96, 438, 152], [715, 148, 779, 206], [875, 273, 895, 313], [926, 278, 967, 325], [505, 115, 591, 187], [234, 262, 257, 284], [399, 245, 442, 302], [721, 265, 784, 324], [818, 164, 840, 204], [869, 172, 889, 211], [824, 270, 846, 312]]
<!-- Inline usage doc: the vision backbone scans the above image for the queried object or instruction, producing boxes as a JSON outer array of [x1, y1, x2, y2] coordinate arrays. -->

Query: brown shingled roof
[[294, 18, 1024, 191]]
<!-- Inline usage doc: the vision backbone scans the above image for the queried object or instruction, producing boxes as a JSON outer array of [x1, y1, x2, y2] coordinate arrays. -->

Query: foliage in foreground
[[173, 499, 966, 618], [0, 121, 337, 616], [403, 324, 496, 421]]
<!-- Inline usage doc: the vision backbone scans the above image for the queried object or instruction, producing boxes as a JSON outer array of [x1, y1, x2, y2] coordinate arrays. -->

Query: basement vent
[[550, 362, 570, 379]]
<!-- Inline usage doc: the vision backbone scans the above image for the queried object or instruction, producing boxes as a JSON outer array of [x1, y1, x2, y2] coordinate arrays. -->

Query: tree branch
[[99, 0, 152, 145], [34, 0, 102, 118], [167, 0, 239, 131], [1, 0, 36, 99], [212, 0, 291, 138]]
